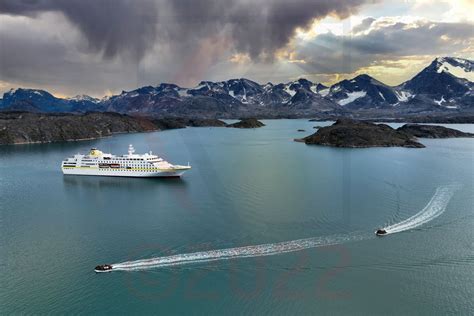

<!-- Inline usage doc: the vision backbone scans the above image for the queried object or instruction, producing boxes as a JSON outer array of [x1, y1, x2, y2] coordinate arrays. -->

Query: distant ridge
[[1, 57, 472, 118]]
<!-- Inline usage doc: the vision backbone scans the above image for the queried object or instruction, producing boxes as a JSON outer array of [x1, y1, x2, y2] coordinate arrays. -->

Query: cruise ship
[[61, 145, 191, 177]]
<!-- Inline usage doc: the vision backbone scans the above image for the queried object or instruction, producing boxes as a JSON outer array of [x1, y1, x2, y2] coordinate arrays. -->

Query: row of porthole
[[63, 167, 160, 171]]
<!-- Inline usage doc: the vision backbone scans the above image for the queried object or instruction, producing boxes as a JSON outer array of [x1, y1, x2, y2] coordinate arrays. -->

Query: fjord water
[[1, 120, 473, 314]]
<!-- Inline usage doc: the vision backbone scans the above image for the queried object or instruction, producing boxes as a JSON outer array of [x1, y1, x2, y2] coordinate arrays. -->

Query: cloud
[[0, 13, 148, 96], [288, 17, 474, 82], [0, 0, 374, 62], [351, 17, 376, 34], [0, 0, 159, 61], [0, 1, 472, 95], [0, 0, 378, 94]]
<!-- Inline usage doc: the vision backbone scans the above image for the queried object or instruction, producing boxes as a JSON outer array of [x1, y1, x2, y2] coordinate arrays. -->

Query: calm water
[[1, 120, 473, 314]]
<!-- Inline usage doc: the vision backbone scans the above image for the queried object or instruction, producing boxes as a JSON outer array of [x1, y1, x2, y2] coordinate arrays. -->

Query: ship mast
[[128, 144, 135, 155]]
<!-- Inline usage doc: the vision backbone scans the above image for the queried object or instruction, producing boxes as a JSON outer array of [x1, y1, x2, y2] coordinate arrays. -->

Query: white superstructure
[[61, 144, 191, 177]]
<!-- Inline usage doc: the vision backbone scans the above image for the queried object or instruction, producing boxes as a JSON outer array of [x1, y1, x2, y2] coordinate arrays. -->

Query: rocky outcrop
[[186, 118, 227, 127], [0, 112, 228, 145], [151, 118, 227, 129], [297, 119, 425, 148], [0, 112, 158, 145], [397, 124, 474, 138], [227, 118, 265, 128], [151, 118, 188, 130]]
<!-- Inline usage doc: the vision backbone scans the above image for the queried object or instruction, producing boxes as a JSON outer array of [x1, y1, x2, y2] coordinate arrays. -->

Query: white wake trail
[[109, 185, 458, 272], [382, 185, 458, 234], [111, 232, 370, 272]]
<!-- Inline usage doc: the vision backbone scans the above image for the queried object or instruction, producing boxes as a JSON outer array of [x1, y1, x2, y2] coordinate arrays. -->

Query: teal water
[[1, 120, 473, 314]]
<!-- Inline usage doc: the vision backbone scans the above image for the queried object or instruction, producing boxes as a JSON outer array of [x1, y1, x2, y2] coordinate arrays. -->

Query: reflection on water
[[63, 175, 189, 191]]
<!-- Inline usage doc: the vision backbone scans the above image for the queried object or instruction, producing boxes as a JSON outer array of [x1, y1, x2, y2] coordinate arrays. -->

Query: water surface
[[1, 120, 473, 314]]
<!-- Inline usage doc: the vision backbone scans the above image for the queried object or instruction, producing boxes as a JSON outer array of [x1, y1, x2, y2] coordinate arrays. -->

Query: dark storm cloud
[[0, 0, 374, 61], [165, 0, 375, 60], [0, 0, 159, 61], [293, 19, 474, 74]]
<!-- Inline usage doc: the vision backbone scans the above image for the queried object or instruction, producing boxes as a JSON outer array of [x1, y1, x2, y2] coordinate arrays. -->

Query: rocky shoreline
[[0, 112, 227, 145], [2, 112, 472, 146]]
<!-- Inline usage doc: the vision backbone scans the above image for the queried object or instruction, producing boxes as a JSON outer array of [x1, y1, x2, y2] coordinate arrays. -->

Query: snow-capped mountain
[[68, 95, 100, 103], [1, 88, 66, 112], [434, 57, 473, 81], [400, 57, 473, 110], [0, 88, 101, 112], [1, 57, 472, 117], [326, 74, 400, 109], [67, 94, 101, 111]]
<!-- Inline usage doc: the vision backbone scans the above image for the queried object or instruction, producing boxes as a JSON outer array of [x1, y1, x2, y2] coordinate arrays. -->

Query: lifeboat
[[376, 229, 387, 236], [94, 264, 113, 273]]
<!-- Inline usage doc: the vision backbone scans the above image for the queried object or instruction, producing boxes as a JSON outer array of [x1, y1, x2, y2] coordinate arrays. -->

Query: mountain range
[[1, 57, 472, 118]]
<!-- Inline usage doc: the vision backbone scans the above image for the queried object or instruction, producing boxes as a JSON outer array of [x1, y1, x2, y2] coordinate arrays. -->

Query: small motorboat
[[376, 229, 387, 236], [94, 264, 113, 273]]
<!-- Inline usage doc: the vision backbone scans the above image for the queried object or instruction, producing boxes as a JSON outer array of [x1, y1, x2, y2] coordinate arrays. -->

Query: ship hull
[[62, 167, 188, 178]]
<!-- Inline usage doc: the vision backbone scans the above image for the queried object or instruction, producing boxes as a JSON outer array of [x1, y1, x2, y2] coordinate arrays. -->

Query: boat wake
[[105, 185, 458, 272], [381, 185, 458, 235], [111, 232, 370, 272]]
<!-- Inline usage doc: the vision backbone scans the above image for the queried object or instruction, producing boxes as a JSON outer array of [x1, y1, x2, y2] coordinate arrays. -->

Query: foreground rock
[[297, 119, 425, 148], [0, 112, 228, 145], [397, 124, 474, 138], [227, 118, 265, 128]]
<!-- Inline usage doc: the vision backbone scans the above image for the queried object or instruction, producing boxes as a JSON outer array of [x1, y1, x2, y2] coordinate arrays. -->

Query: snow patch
[[338, 91, 367, 106], [284, 85, 296, 97], [437, 61, 474, 81], [241, 86, 248, 103], [378, 91, 386, 101], [434, 96, 445, 106], [263, 83, 273, 91], [332, 85, 341, 93], [319, 88, 330, 97], [177, 88, 189, 97], [395, 90, 412, 102], [69, 95, 99, 103]]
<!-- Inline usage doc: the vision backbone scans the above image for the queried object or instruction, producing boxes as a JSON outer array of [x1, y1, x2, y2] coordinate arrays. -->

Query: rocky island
[[227, 118, 265, 128], [296, 119, 474, 148], [296, 119, 425, 148], [398, 124, 474, 138]]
